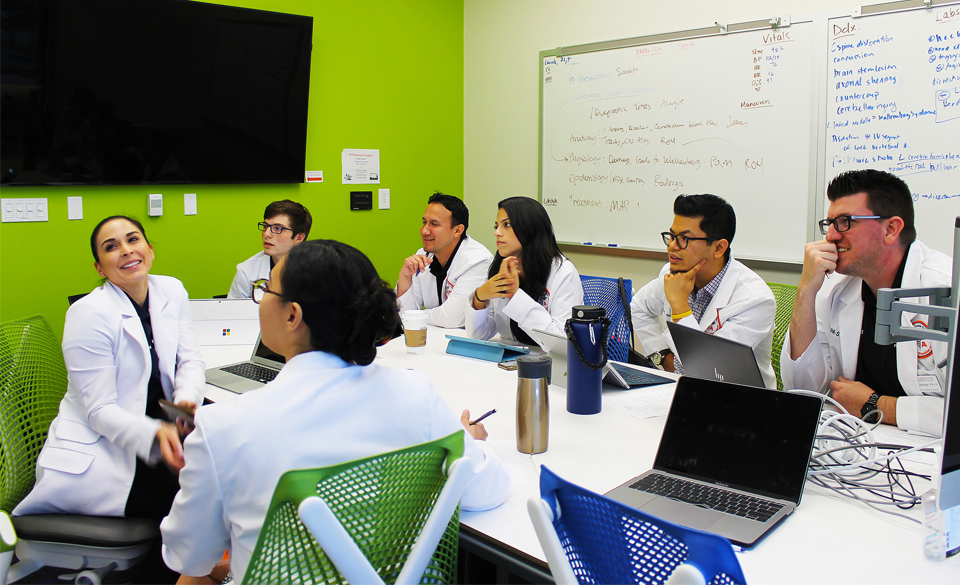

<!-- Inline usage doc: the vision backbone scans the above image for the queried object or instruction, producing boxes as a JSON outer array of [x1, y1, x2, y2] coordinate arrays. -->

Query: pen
[[469, 409, 497, 425]]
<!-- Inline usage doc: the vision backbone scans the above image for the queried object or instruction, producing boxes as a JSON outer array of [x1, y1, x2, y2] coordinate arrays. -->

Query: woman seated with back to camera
[[467, 196, 584, 350], [160, 239, 510, 584]]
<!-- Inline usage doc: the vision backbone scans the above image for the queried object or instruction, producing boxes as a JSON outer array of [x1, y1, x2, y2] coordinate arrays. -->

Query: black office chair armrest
[[12, 515, 159, 547]]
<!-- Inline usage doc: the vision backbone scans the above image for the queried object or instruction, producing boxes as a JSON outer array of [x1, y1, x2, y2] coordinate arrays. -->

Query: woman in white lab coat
[[15, 216, 205, 524], [466, 196, 583, 350], [161, 240, 509, 584]]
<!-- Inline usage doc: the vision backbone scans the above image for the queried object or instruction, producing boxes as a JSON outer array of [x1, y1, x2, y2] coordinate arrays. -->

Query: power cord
[[787, 389, 941, 524]]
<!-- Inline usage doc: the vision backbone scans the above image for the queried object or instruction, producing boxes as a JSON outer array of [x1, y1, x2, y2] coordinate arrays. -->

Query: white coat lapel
[[148, 278, 178, 398], [837, 278, 864, 380], [107, 282, 153, 398], [698, 260, 736, 330]]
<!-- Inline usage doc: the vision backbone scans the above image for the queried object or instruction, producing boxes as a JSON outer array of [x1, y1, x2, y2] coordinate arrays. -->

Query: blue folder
[[445, 335, 531, 363]]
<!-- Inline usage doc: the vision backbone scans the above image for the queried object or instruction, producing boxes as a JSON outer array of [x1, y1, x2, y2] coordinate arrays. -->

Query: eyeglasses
[[251, 279, 284, 304], [661, 231, 712, 249], [818, 215, 891, 235], [258, 221, 294, 235]]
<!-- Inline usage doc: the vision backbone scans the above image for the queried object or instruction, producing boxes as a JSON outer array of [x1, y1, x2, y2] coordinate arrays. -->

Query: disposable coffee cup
[[402, 310, 428, 354]]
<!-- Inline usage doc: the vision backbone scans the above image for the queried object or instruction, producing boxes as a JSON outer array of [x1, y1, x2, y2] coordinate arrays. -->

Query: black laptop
[[605, 376, 823, 548], [667, 321, 765, 388]]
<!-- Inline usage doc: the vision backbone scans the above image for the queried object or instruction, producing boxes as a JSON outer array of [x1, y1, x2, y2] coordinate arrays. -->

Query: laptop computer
[[190, 298, 260, 347], [666, 321, 765, 388], [606, 376, 823, 548], [533, 328, 672, 389], [204, 334, 286, 394]]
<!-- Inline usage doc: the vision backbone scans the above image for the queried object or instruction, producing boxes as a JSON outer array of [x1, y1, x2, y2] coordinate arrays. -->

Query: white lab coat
[[14, 276, 206, 517], [466, 257, 584, 350], [631, 259, 777, 389], [397, 235, 493, 328], [781, 240, 952, 435], [227, 251, 271, 299], [160, 350, 510, 583]]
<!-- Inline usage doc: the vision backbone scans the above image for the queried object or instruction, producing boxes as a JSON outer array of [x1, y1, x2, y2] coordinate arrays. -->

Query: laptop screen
[[253, 337, 286, 365], [655, 377, 822, 503]]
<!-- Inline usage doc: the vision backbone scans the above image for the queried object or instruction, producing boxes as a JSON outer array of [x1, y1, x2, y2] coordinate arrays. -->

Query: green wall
[[0, 0, 465, 339]]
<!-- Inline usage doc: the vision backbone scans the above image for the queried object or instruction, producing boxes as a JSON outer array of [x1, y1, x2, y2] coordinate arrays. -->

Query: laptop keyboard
[[610, 363, 670, 386], [630, 473, 783, 522], [220, 362, 279, 384]]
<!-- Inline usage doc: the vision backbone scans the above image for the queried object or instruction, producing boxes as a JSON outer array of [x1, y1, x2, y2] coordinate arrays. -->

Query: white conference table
[[202, 326, 960, 584]]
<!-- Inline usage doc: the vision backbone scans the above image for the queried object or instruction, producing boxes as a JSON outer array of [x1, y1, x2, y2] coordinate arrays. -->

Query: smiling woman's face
[[94, 218, 154, 289]]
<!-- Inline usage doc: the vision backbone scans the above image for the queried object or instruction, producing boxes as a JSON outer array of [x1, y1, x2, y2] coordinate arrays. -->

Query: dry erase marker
[[469, 409, 497, 425]]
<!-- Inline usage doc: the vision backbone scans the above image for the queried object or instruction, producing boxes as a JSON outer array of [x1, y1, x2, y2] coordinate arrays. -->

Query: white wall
[[463, 0, 854, 290]]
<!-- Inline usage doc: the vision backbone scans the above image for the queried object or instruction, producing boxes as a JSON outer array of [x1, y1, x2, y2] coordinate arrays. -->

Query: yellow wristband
[[672, 310, 693, 320]]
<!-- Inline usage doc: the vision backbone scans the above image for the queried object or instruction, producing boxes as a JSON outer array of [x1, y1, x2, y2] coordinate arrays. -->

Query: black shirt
[[124, 291, 168, 420], [855, 252, 909, 398], [428, 235, 465, 302]]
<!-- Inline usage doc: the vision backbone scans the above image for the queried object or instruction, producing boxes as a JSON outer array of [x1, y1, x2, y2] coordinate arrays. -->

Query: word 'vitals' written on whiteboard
[[540, 24, 815, 262], [826, 7, 960, 255]]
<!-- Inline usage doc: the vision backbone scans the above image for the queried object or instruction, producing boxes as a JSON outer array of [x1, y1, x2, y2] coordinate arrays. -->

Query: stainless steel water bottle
[[516, 354, 551, 454]]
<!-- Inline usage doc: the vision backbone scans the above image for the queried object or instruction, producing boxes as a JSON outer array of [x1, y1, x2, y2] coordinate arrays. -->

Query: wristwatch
[[861, 392, 881, 423], [646, 348, 672, 371]]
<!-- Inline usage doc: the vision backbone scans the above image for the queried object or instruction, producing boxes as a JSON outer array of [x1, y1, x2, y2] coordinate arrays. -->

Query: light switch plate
[[1, 198, 49, 222], [379, 189, 390, 210]]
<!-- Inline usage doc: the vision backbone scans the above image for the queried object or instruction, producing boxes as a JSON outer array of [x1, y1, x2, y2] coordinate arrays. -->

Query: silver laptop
[[606, 376, 823, 548], [533, 328, 672, 389], [666, 321, 765, 388], [204, 334, 285, 394], [190, 298, 260, 347]]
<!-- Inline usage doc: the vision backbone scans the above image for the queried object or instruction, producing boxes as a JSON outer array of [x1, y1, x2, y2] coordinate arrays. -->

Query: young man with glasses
[[227, 200, 312, 299], [630, 194, 777, 387], [782, 169, 951, 435]]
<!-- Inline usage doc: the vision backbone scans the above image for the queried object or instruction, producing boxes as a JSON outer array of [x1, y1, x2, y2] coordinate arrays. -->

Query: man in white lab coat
[[396, 192, 492, 328], [781, 169, 951, 436], [631, 194, 777, 388], [227, 200, 311, 299]]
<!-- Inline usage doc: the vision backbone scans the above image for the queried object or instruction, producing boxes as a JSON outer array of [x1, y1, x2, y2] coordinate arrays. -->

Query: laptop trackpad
[[639, 498, 723, 531]]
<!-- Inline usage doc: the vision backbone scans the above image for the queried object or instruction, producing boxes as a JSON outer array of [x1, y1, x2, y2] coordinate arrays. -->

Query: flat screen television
[[1, 0, 312, 185]]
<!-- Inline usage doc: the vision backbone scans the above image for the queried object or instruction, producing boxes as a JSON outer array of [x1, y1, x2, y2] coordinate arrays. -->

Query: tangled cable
[[788, 389, 941, 524]]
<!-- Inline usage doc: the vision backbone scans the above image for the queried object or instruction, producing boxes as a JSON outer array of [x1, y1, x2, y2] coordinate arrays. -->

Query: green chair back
[[0, 315, 68, 513], [244, 431, 465, 585], [766, 283, 798, 391]]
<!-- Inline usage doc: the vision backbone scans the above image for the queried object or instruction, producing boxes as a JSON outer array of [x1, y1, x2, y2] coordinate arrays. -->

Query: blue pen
[[583, 242, 593, 246], [608, 243, 618, 247]]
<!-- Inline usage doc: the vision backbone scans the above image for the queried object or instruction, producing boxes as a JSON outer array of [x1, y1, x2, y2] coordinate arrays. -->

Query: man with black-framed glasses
[[228, 199, 312, 299], [782, 169, 951, 436], [630, 194, 777, 387]]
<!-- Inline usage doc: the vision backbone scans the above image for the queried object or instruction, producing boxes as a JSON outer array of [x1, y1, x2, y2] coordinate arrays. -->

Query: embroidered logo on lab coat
[[704, 310, 722, 334], [442, 277, 454, 302], [540, 288, 551, 309], [912, 317, 933, 359]]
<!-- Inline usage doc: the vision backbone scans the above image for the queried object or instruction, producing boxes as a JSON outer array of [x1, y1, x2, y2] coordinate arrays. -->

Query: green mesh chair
[[766, 283, 798, 391], [0, 315, 67, 513], [244, 431, 473, 585], [1, 315, 158, 585]]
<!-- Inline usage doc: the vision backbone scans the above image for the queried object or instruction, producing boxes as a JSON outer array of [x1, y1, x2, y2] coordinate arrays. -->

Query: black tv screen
[[1, 0, 312, 185]]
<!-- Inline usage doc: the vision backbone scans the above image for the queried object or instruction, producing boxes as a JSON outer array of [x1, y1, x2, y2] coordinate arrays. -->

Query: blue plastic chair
[[580, 276, 632, 363], [528, 466, 746, 585]]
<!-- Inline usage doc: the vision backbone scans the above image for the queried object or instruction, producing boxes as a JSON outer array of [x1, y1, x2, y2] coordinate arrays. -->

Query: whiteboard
[[540, 19, 818, 263], [825, 5, 960, 256]]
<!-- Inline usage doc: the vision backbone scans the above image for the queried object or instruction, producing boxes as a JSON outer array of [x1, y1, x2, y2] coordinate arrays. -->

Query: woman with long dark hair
[[15, 215, 205, 582], [466, 197, 583, 348], [161, 240, 509, 583]]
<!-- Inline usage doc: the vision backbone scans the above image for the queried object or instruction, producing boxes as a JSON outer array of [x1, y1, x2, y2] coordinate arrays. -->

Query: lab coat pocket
[[37, 447, 94, 475], [55, 419, 101, 444]]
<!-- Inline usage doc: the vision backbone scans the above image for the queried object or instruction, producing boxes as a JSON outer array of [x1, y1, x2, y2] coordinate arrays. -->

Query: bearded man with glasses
[[782, 169, 952, 435], [630, 194, 777, 387], [227, 199, 312, 299]]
